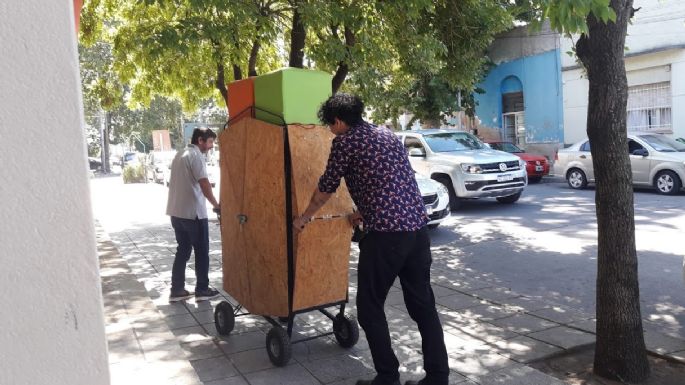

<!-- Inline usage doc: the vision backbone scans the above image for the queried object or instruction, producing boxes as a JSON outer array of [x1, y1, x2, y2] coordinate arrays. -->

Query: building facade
[[474, 21, 564, 160], [562, 0, 685, 144]]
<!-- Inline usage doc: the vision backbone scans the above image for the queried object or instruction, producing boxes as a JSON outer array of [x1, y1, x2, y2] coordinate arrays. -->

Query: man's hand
[[348, 212, 363, 227], [293, 215, 311, 234]]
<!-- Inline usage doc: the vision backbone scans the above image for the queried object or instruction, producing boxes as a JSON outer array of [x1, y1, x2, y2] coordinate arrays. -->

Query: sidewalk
[[97, 220, 685, 385]]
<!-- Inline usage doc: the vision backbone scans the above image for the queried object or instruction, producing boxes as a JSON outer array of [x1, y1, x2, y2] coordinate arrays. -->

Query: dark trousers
[[357, 227, 449, 385], [170, 216, 210, 293]]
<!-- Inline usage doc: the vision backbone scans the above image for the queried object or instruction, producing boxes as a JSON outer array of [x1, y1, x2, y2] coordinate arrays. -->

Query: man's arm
[[199, 178, 219, 209], [293, 188, 333, 233]]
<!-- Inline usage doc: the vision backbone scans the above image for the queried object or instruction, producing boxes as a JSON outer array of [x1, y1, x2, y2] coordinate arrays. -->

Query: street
[[91, 175, 685, 340]]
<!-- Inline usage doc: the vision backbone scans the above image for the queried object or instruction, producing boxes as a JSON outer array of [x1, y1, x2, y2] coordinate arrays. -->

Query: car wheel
[[654, 170, 682, 195], [496, 191, 521, 204], [432, 176, 460, 210], [566, 168, 588, 190], [528, 176, 542, 184]]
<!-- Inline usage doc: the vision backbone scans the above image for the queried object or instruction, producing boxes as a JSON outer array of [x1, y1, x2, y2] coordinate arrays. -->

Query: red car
[[487, 142, 550, 183]]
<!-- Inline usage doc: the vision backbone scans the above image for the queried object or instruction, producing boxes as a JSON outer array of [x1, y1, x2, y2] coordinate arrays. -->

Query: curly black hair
[[317, 93, 364, 127]]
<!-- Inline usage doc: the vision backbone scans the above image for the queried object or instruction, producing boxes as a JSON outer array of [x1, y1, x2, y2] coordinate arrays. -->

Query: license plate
[[535, 165, 544, 172], [497, 174, 513, 182]]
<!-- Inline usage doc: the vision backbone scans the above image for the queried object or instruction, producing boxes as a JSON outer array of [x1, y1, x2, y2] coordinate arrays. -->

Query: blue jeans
[[170, 216, 210, 293]]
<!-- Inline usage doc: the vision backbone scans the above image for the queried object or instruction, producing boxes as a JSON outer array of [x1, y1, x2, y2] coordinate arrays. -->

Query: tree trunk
[[216, 62, 229, 108], [248, 38, 261, 77], [289, 2, 306, 68], [332, 26, 355, 93], [575, 0, 650, 382], [232, 64, 242, 81], [104, 111, 111, 173]]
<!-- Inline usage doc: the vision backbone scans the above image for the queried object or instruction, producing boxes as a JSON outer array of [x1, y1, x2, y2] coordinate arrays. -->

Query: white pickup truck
[[396, 129, 527, 210]]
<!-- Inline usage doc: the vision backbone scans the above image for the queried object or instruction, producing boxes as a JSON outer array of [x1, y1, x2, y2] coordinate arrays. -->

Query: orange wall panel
[[227, 78, 255, 122]]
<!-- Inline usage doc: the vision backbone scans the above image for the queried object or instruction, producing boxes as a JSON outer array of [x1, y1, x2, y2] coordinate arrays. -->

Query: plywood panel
[[242, 119, 289, 316], [287, 124, 354, 311], [219, 119, 251, 308]]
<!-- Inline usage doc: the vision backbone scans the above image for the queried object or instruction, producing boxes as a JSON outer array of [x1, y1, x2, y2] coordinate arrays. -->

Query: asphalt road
[[429, 177, 685, 339], [91, 175, 685, 339]]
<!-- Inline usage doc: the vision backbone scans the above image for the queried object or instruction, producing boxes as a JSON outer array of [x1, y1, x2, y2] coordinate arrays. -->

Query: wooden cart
[[213, 110, 359, 366]]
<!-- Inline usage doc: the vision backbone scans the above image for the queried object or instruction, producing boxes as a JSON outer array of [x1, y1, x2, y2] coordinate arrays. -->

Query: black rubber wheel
[[333, 313, 360, 348], [266, 327, 291, 366], [433, 175, 460, 210], [654, 170, 682, 195], [214, 301, 235, 336], [496, 191, 521, 204], [566, 168, 588, 190]]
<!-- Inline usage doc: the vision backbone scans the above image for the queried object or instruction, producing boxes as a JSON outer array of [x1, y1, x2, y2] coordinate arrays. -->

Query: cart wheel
[[333, 313, 360, 348], [214, 301, 235, 336], [266, 327, 291, 366]]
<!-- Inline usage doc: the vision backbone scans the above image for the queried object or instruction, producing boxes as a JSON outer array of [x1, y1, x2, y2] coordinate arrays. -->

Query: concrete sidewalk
[[97, 220, 685, 385]]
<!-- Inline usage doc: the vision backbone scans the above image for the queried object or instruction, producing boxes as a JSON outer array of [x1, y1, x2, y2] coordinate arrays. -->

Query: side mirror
[[408, 148, 426, 157], [632, 149, 649, 157]]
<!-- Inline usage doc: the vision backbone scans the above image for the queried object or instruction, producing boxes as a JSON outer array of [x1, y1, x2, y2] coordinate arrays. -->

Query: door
[[577, 140, 595, 181], [403, 136, 431, 175], [628, 139, 651, 184], [502, 112, 525, 146]]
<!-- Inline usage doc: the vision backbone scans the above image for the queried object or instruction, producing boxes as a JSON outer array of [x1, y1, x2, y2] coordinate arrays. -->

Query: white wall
[[562, 49, 685, 144], [0, 2, 110, 385]]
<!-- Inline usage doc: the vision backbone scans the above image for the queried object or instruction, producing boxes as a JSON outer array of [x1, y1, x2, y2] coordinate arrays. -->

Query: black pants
[[357, 227, 449, 385], [170, 216, 210, 293]]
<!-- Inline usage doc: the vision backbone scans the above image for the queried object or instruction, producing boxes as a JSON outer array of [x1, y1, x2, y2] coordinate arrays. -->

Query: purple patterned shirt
[[318, 122, 427, 232]]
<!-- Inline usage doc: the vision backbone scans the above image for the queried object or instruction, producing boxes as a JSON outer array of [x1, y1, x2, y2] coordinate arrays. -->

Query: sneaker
[[169, 289, 193, 302], [195, 287, 220, 301]]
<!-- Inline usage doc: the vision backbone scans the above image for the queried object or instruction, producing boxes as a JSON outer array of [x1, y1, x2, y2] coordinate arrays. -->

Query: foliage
[[122, 163, 146, 183], [520, 0, 616, 34]]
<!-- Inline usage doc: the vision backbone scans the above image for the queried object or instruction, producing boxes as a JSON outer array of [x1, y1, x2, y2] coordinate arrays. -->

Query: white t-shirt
[[166, 144, 209, 220]]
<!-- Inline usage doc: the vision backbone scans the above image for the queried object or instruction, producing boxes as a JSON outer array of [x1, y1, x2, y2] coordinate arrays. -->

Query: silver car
[[554, 133, 685, 195], [415, 173, 450, 229]]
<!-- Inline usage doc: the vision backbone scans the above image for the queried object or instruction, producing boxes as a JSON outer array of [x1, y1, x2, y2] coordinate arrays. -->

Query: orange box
[[227, 78, 255, 121]]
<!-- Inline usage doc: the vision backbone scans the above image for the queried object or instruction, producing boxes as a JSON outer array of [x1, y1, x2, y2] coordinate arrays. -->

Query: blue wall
[[474, 49, 564, 143]]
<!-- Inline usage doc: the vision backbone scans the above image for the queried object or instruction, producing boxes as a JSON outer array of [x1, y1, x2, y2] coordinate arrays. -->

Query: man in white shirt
[[166, 128, 221, 302]]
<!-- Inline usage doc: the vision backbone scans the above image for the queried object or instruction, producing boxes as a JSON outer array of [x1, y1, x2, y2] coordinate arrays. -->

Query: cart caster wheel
[[214, 301, 235, 336], [333, 313, 359, 348], [266, 327, 291, 366]]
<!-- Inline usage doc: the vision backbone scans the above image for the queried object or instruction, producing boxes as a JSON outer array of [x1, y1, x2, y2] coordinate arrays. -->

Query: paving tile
[[668, 350, 685, 363], [489, 314, 560, 335], [167, 313, 201, 330], [529, 306, 593, 325], [292, 334, 352, 363], [181, 340, 224, 361], [230, 348, 283, 374], [190, 356, 238, 382], [501, 297, 552, 313], [567, 318, 596, 334], [244, 362, 321, 385], [217, 330, 266, 355], [473, 364, 566, 385], [172, 325, 213, 343], [158, 302, 191, 316], [470, 287, 522, 303], [300, 351, 375, 383], [202, 377, 248, 385], [644, 329, 685, 354], [192, 309, 217, 325], [527, 326, 595, 349], [457, 304, 517, 322], [436, 293, 486, 311], [491, 336, 563, 363], [448, 352, 518, 380]]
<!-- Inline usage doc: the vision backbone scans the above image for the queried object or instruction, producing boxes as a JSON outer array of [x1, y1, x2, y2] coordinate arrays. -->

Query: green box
[[254, 68, 332, 125]]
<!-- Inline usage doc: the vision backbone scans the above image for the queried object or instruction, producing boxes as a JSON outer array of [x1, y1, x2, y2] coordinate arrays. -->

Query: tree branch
[[288, 0, 306, 68], [332, 25, 356, 93]]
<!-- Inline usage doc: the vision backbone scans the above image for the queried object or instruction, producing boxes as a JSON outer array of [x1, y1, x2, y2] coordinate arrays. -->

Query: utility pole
[[99, 109, 107, 173]]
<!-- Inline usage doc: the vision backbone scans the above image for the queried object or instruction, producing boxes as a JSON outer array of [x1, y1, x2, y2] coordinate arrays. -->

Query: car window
[[423, 132, 484, 152], [580, 141, 591, 152], [638, 134, 685, 152], [490, 142, 523, 153], [404, 137, 425, 151], [628, 140, 644, 154]]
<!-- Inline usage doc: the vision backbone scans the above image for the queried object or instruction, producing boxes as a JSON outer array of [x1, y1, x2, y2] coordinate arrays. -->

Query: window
[[627, 82, 672, 132], [404, 137, 425, 151], [580, 141, 591, 152], [423, 132, 484, 152], [628, 140, 644, 154]]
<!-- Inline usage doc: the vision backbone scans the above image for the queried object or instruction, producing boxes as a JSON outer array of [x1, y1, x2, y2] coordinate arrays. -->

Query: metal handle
[[237, 214, 248, 224]]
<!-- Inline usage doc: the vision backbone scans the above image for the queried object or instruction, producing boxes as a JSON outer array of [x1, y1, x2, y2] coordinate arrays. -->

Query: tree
[[528, 0, 650, 381]]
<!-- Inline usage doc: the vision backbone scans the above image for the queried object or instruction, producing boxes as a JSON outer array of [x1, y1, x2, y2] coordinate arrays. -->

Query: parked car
[[122, 152, 141, 167], [677, 137, 685, 145], [146, 150, 177, 184], [396, 129, 527, 209], [164, 159, 217, 188], [415, 173, 450, 229], [486, 141, 550, 183], [554, 132, 685, 195]]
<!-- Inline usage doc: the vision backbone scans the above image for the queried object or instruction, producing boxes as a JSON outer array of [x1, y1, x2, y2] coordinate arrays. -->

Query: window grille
[[627, 82, 672, 133]]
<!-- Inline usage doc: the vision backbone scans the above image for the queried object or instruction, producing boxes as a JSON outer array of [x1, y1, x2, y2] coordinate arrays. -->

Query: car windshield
[[638, 134, 685, 152], [489, 142, 523, 153], [423, 132, 484, 152]]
